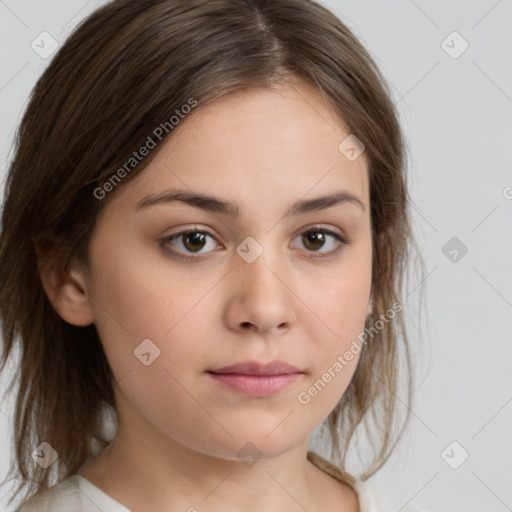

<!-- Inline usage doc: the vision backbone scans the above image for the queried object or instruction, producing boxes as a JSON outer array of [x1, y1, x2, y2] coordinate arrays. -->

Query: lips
[[207, 360, 303, 396], [209, 360, 302, 376]]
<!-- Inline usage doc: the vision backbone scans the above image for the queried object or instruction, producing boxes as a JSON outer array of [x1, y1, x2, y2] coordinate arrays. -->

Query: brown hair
[[0, 0, 424, 507]]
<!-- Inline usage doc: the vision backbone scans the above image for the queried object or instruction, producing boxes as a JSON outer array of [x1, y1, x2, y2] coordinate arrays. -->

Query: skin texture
[[41, 82, 372, 512]]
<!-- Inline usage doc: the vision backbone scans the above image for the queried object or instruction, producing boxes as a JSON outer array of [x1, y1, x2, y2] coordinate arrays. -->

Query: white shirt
[[17, 474, 422, 511]]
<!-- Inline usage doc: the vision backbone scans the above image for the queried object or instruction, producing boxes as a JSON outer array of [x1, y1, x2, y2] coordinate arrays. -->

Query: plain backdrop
[[0, 1, 511, 511]]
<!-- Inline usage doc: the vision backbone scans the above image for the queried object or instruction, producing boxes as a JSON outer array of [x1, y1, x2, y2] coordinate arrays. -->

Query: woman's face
[[80, 82, 372, 461]]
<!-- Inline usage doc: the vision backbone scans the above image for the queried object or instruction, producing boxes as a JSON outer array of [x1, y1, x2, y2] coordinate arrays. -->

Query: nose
[[223, 247, 297, 336]]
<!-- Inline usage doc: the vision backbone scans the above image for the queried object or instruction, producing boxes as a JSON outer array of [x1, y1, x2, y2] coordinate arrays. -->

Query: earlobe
[[37, 249, 95, 327]]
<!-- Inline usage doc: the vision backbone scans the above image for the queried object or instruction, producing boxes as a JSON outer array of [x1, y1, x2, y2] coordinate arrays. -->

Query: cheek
[[89, 264, 221, 446], [295, 248, 371, 403], [301, 252, 372, 345], [294, 293, 365, 423], [88, 247, 218, 384], [89, 235, 177, 333]]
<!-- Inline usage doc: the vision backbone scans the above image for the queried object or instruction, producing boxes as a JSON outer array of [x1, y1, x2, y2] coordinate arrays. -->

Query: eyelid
[[160, 224, 351, 262], [160, 225, 220, 262], [292, 225, 351, 260], [290, 223, 347, 242]]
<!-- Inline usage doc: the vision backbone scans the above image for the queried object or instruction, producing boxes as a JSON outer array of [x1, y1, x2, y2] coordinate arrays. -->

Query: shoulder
[[352, 479, 423, 512], [17, 476, 82, 512], [16, 475, 130, 512], [306, 451, 423, 512]]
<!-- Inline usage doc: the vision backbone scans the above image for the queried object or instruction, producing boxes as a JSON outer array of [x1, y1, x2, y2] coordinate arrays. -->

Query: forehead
[[108, 83, 369, 214]]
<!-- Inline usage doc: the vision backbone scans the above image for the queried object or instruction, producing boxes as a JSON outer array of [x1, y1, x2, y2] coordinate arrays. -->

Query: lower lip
[[207, 372, 301, 396]]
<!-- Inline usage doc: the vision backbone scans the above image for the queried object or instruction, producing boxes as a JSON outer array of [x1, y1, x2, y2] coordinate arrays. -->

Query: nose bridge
[[238, 237, 286, 299], [227, 235, 296, 333]]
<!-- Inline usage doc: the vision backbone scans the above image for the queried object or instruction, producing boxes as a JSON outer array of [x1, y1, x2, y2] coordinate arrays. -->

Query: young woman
[[0, 1, 423, 510]]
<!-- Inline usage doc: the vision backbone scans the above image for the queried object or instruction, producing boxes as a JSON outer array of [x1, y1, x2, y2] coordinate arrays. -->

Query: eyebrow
[[134, 189, 365, 216]]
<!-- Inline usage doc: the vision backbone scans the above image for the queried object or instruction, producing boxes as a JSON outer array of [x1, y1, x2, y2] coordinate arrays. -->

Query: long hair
[[0, 0, 423, 507]]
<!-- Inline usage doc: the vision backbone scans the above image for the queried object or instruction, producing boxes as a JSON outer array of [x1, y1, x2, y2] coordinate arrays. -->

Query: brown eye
[[182, 231, 207, 252], [162, 228, 219, 261], [302, 230, 328, 251], [161, 225, 349, 263], [291, 227, 349, 259]]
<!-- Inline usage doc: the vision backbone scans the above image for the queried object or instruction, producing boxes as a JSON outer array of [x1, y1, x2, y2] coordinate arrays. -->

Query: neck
[[79, 396, 359, 512], [81, 425, 358, 512]]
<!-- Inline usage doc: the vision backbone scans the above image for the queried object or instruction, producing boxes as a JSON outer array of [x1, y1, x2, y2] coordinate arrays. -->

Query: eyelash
[[160, 225, 351, 262]]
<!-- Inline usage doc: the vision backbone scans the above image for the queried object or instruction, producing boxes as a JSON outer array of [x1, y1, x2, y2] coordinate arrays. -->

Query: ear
[[36, 241, 94, 327]]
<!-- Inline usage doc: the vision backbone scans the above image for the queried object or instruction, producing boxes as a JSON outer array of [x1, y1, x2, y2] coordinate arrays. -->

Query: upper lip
[[209, 360, 302, 375]]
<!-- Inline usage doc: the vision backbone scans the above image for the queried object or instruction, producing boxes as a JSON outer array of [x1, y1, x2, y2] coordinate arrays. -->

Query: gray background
[[1, 1, 511, 511]]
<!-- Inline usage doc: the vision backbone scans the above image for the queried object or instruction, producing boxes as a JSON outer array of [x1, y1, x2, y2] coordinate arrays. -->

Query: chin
[[196, 424, 308, 464]]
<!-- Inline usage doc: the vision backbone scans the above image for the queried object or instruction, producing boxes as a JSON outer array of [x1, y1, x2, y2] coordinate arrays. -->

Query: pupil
[[182, 230, 327, 253], [304, 231, 324, 250], [185, 232, 205, 251]]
